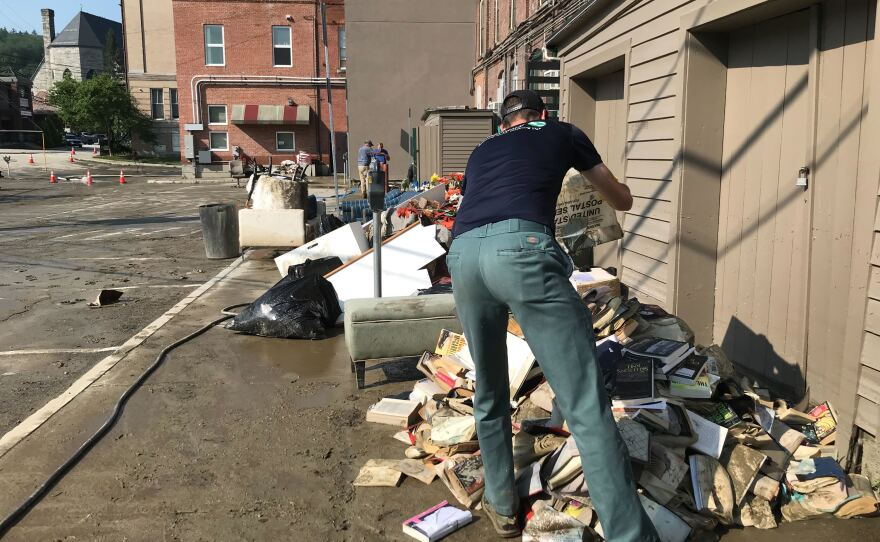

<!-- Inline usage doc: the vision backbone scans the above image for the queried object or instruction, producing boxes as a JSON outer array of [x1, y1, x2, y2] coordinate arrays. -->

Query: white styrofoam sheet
[[238, 209, 305, 248], [274, 222, 369, 276], [328, 224, 446, 307]]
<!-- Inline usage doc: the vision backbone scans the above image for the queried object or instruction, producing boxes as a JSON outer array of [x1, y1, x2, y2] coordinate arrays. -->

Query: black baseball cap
[[500, 89, 546, 119]]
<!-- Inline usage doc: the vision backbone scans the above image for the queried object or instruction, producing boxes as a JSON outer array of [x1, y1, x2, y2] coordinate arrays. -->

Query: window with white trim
[[204, 25, 225, 66], [150, 88, 164, 119], [509, 0, 517, 30], [209, 132, 228, 151], [276, 132, 295, 152], [338, 26, 346, 69], [272, 26, 292, 67], [207, 105, 227, 125]]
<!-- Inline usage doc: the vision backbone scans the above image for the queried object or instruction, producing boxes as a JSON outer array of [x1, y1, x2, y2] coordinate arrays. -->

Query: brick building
[[471, 0, 592, 116], [172, 0, 346, 167]]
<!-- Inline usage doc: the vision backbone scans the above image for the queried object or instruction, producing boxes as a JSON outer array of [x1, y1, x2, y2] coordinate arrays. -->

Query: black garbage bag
[[287, 257, 343, 280], [306, 195, 318, 220], [226, 274, 341, 339], [318, 214, 344, 236]]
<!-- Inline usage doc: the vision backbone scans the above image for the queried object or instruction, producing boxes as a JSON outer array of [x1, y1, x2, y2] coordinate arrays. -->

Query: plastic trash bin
[[199, 203, 240, 259]]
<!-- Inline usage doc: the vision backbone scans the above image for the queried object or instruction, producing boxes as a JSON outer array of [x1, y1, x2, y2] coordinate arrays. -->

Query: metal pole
[[321, 2, 340, 215], [373, 210, 382, 298]]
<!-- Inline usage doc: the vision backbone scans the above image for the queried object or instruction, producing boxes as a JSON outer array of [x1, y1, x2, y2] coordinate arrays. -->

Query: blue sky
[[1, 1, 121, 34]]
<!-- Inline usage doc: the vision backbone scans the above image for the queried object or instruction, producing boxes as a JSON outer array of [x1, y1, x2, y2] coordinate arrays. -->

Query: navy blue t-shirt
[[452, 120, 603, 237]]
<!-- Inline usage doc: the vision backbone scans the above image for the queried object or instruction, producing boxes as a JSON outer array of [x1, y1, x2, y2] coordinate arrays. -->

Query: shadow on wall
[[721, 315, 807, 402]]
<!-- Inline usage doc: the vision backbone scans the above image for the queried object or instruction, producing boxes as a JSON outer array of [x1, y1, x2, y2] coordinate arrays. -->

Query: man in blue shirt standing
[[357, 140, 374, 198], [448, 90, 659, 541]]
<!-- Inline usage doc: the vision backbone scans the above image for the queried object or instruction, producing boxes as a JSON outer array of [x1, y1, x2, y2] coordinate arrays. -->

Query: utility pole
[[320, 2, 340, 215]]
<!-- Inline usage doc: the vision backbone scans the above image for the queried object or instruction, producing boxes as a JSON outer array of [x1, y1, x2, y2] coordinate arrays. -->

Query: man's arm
[[581, 163, 633, 211]]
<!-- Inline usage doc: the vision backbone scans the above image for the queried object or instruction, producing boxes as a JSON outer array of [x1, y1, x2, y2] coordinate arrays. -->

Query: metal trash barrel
[[198, 203, 240, 259]]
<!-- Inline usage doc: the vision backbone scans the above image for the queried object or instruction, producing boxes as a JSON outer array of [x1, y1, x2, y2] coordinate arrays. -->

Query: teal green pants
[[447, 219, 659, 542]]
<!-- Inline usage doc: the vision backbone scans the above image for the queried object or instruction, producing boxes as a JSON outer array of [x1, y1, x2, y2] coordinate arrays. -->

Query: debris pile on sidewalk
[[357, 284, 880, 540]]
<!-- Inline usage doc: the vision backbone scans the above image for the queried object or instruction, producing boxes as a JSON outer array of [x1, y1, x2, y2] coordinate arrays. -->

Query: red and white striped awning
[[230, 104, 310, 125]]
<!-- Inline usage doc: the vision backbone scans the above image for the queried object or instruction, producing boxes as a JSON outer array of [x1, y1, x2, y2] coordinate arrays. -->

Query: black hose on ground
[[0, 303, 248, 537]]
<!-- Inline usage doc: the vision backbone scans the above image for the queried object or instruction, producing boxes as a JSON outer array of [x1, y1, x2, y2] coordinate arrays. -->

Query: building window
[[338, 26, 346, 69], [204, 25, 225, 66], [150, 88, 164, 120], [207, 105, 227, 125], [510, 0, 517, 29], [170, 89, 179, 119], [209, 132, 228, 151], [276, 132, 295, 152], [478, 0, 485, 56], [171, 130, 180, 152], [272, 26, 292, 67]]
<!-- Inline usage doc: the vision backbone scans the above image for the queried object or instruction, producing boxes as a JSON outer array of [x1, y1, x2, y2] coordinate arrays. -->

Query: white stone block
[[238, 209, 306, 248]]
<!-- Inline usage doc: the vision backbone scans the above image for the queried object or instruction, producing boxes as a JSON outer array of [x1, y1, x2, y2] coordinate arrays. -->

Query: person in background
[[357, 140, 375, 198], [447, 90, 659, 541], [373, 143, 390, 192]]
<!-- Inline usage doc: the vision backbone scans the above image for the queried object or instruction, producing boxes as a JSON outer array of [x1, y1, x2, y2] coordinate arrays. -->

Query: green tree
[[103, 29, 122, 77], [0, 28, 43, 77], [48, 73, 154, 153]]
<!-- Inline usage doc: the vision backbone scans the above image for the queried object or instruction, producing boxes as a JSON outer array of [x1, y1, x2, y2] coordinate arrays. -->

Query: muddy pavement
[[0, 177, 245, 434]]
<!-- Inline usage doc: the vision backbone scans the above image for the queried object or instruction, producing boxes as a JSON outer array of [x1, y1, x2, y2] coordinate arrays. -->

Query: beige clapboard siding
[[630, 53, 679, 85], [623, 213, 670, 243], [621, 249, 668, 282], [629, 76, 677, 104], [628, 118, 679, 142], [575, 0, 698, 57], [626, 159, 674, 180], [626, 140, 677, 160], [630, 30, 680, 66], [621, 232, 670, 263], [865, 299, 880, 336], [858, 367, 880, 404], [862, 331, 880, 371], [855, 396, 879, 435], [628, 96, 677, 122], [622, 266, 666, 303], [628, 196, 671, 221], [627, 178, 673, 200], [869, 265, 880, 301]]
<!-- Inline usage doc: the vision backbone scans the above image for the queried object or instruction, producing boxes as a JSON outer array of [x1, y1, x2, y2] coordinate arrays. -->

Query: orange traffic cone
[[119, 169, 126, 185], [86, 170, 93, 186], [69, 151, 75, 163], [28, 154, 34, 164], [71, 147, 76, 156], [50, 170, 57, 184]]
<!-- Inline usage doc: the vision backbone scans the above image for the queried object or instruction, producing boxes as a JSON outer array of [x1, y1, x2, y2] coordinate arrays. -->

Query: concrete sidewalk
[[0, 258, 877, 540]]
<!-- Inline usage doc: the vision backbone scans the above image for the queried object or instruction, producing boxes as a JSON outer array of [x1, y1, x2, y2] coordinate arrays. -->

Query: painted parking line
[[83, 228, 144, 241], [0, 347, 120, 357], [0, 257, 243, 458], [110, 283, 204, 290]]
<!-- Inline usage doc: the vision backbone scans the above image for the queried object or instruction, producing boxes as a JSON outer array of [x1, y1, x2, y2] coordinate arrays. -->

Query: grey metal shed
[[417, 107, 495, 180]]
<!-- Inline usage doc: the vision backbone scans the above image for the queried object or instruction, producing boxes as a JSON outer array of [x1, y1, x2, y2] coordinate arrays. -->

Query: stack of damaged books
[[355, 283, 880, 540]]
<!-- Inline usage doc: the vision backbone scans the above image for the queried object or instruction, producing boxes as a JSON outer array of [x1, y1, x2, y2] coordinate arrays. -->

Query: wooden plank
[[861, 331, 880, 372], [631, 31, 680, 66], [621, 232, 669, 263], [623, 213, 670, 243], [626, 159, 674, 180], [628, 97, 676, 122], [630, 53, 678, 85], [627, 177, 672, 200], [870, 266, 880, 301], [629, 75, 677, 104], [858, 366, 880, 404], [627, 196, 672, 221], [621, 249, 667, 283], [626, 140, 676, 161], [866, 299, 880, 336], [622, 265, 667, 302], [628, 117, 678, 142], [855, 395, 879, 435]]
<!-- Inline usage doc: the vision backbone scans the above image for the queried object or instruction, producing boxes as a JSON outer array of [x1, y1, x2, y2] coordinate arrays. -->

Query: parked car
[[80, 133, 108, 146], [63, 133, 82, 148]]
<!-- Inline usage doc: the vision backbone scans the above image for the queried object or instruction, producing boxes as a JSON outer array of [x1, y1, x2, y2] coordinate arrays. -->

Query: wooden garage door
[[592, 69, 626, 270], [714, 10, 812, 389]]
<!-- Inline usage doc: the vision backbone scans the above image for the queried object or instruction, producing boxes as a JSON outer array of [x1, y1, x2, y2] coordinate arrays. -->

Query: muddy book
[[366, 398, 421, 427], [611, 352, 655, 406], [624, 337, 694, 374], [402, 501, 472, 542], [438, 454, 485, 507]]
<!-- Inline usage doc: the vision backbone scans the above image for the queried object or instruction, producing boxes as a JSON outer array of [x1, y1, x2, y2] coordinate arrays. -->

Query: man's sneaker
[[481, 495, 521, 538]]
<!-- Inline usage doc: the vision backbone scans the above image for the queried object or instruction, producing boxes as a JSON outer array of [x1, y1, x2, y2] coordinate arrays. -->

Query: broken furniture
[[344, 294, 462, 389], [274, 222, 369, 276], [237, 209, 306, 249]]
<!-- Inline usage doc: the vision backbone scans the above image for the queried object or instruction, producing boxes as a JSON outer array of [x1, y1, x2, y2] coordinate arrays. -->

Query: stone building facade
[[32, 9, 123, 94]]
